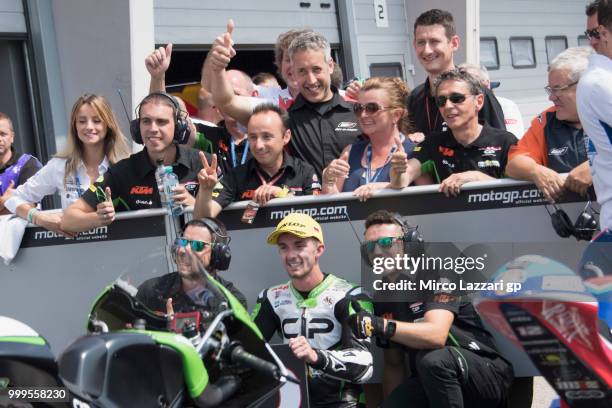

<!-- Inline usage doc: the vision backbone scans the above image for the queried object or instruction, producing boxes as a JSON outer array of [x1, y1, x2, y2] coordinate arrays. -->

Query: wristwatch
[[383, 319, 397, 339]]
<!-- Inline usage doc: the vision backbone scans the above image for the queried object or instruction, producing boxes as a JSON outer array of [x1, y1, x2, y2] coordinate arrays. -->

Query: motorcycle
[[57, 262, 295, 408], [0, 316, 72, 408], [474, 255, 612, 408]]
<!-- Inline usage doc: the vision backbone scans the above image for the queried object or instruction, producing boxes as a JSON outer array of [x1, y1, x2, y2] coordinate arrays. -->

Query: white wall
[[0, 0, 26, 34], [154, 0, 340, 46], [51, 0, 150, 146], [350, 0, 414, 85], [480, 0, 586, 127]]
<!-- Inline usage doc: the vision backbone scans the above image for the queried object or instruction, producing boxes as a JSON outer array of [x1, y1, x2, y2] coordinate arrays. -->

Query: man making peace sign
[[193, 103, 321, 219]]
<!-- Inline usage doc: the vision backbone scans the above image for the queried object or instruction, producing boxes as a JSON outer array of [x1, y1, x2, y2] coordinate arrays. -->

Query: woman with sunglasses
[[321, 77, 418, 200], [5, 94, 130, 236]]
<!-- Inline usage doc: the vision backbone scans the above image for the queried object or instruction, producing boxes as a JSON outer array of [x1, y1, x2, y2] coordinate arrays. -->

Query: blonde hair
[[56, 94, 130, 186], [361, 77, 414, 135]]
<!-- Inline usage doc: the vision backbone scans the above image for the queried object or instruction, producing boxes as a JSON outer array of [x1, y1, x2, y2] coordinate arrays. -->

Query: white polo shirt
[[577, 53, 612, 230], [5, 157, 110, 212]]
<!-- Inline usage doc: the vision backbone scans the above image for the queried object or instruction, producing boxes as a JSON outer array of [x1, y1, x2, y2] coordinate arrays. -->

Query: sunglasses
[[435, 93, 473, 108], [363, 236, 404, 252], [353, 102, 391, 115], [584, 27, 600, 40], [175, 237, 211, 252]]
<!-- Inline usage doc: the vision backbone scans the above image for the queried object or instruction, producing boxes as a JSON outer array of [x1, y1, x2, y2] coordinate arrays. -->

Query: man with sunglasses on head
[[252, 213, 373, 407], [576, 0, 612, 286], [136, 218, 246, 314], [389, 68, 517, 197], [586, 1, 603, 53], [506, 46, 595, 203], [348, 210, 513, 407]]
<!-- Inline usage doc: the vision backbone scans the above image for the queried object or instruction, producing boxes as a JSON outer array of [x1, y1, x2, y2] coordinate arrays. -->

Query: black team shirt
[[288, 87, 362, 178], [81, 145, 213, 211], [408, 78, 506, 134], [212, 152, 321, 208], [412, 125, 517, 182]]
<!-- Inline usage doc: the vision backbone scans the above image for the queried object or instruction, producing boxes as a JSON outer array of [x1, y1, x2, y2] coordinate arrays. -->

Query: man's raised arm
[[206, 20, 257, 126], [145, 43, 173, 93]]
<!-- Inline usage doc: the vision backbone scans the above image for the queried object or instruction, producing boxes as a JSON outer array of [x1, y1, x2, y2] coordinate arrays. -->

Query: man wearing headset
[[136, 217, 246, 313], [62, 93, 219, 233], [348, 210, 513, 407]]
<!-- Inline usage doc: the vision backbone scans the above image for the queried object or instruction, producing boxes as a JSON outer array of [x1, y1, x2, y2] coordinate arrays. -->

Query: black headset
[[546, 201, 599, 241], [130, 92, 191, 145], [199, 217, 232, 271], [360, 213, 424, 266]]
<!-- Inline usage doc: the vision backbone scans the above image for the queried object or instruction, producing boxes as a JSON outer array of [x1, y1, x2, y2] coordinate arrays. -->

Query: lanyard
[[424, 92, 439, 133], [365, 140, 399, 184], [255, 167, 286, 187], [74, 174, 84, 197], [230, 139, 249, 168]]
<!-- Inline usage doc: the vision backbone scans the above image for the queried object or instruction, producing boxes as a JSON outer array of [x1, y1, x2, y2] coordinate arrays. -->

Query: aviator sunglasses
[[435, 92, 473, 108], [353, 102, 392, 115], [362, 236, 404, 252], [175, 237, 211, 252]]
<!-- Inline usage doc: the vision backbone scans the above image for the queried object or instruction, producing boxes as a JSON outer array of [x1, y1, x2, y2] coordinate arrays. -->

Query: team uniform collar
[[290, 86, 352, 114]]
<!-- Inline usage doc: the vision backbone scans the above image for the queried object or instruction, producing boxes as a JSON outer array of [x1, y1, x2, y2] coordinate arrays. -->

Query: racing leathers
[[251, 273, 373, 407]]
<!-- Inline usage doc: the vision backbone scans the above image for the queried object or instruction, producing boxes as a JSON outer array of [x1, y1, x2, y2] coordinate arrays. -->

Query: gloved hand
[[346, 298, 385, 339]]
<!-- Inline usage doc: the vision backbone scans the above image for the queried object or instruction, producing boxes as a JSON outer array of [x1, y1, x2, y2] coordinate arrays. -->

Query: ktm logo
[[439, 146, 455, 157], [130, 186, 153, 195], [241, 190, 255, 199]]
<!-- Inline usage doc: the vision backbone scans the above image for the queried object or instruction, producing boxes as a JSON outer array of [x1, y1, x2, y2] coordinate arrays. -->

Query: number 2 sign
[[374, 0, 389, 28]]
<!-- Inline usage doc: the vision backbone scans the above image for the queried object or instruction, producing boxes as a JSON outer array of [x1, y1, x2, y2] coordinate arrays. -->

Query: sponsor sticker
[[335, 122, 359, 132]]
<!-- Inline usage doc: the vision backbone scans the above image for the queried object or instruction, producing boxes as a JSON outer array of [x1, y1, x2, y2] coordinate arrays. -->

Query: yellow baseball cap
[[266, 213, 324, 245]]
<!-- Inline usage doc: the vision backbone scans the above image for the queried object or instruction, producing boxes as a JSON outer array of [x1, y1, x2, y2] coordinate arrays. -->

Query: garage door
[[154, 0, 340, 46]]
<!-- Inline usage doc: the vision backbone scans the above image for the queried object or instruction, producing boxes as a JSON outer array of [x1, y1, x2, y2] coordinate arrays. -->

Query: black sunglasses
[[175, 237, 211, 252], [353, 102, 391, 115], [435, 93, 473, 108], [585, 28, 600, 40]]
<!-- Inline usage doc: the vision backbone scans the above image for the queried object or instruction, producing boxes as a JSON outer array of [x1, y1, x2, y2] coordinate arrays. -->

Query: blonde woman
[[5, 94, 130, 235], [322, 77, 418, 200]]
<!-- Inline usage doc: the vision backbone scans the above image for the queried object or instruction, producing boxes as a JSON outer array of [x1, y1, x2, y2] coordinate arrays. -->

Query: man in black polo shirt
[[207, 25, 361, 178], [193, 103, 320, 218], [62, 93, 215, 232], [348, 210, 513, 407], [408, 9, 505, 134], [391, 68, 516, 197]]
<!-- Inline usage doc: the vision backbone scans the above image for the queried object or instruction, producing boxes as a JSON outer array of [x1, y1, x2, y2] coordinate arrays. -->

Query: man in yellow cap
[[252, 212, 373, 407]]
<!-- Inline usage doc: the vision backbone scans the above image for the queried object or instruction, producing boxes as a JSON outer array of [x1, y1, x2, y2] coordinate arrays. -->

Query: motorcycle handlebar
[[195, 375, 241, 408], [230, 344, 280, 380]]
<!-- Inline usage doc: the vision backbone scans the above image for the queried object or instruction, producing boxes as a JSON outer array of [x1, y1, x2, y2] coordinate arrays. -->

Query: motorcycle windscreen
[[88, 280, 167, 332]]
